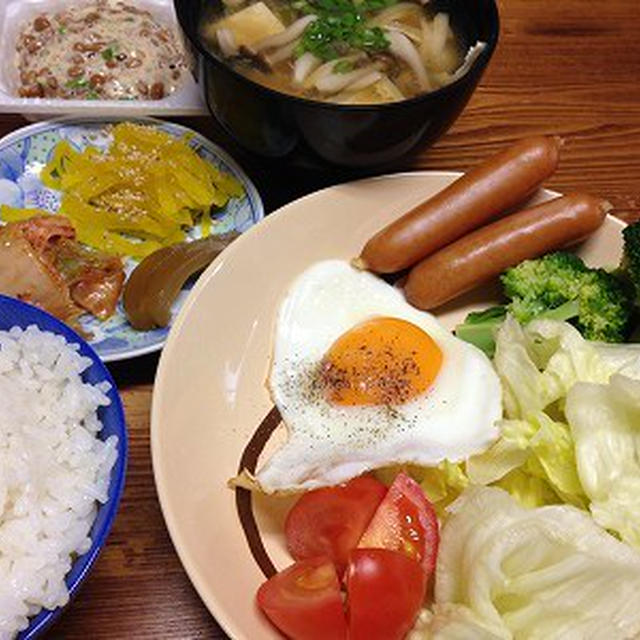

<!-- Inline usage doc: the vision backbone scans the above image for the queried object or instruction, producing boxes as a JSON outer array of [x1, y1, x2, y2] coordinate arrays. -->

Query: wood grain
[[1, 0, 636, 637]]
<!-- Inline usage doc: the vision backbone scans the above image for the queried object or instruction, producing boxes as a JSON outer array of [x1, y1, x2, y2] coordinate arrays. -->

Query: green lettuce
[[407, 319, 640, 638], [420, 487, 640, 640], [467, 413, 587, 509], [493, 316, 616, 420], [492, 469, 558, 510], [566, 374, 640, 548], [460, 317, 640, 514]]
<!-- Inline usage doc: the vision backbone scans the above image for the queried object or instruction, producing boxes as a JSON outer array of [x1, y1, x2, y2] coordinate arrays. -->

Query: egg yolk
[[321, 317, 443, 406]]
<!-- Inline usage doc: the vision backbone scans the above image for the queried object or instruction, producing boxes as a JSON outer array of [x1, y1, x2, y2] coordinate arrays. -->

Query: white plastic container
[[0, 0, 207, 118]]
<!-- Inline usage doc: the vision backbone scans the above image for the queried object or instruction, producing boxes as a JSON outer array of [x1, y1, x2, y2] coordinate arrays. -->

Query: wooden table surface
[[3, 0, 637, 637]]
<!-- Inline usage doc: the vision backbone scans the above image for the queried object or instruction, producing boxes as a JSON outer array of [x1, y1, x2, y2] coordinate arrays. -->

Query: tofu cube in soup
[[207, 2, 285, 49]]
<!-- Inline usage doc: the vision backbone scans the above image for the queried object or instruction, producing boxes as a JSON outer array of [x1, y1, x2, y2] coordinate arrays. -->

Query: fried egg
[[255, 260, 501, 492]]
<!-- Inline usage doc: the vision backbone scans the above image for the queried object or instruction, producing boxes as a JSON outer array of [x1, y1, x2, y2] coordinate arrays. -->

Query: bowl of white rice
[[0, 294, 127, 639]]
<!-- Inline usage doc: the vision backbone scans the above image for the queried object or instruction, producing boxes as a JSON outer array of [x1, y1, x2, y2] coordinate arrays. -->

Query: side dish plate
[[150, 172, 625, 639], [0, 0, 207, 118], [0, 116, 264, 361]]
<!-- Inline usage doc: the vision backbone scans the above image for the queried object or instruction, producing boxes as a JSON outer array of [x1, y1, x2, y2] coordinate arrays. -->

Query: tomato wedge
[[285, 475, 387, 574], [358, 471, 439, 575], [346, 548, 427, 640], [256, 557, 348, 640]]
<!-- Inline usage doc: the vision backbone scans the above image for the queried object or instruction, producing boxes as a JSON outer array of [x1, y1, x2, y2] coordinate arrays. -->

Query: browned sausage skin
[[357, 136, 562, 274], [403, 193, 609, 310]]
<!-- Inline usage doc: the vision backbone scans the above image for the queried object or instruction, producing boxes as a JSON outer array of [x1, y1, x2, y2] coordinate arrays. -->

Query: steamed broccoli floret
[[574, 268, 633, 341], [504, 253, 632, 342], [620, 221, 640, 303], [455, 251, 634, 356], [502, 252, 588, 324]]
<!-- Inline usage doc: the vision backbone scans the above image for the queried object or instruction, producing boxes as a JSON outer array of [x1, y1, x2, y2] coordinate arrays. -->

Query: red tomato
[[285, 475, 387, 574], [346, 548, 427, 640], [256, 557, 348, 640], [358, 471, 439, 575]]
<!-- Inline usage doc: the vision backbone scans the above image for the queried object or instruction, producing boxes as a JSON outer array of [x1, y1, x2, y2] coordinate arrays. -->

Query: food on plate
[[357, 471, 439, 577], [375, 460, 469, 520], [566, 374, 640, 548], [356, 136, 561, 273], [347, 548, 426, 640], [456, 219, 640, 355], [0, 122, 246, 340], [405, 316, 640, 637], [0, 215, 124, 328], [200, 0, 486, 104], [249, 259, 501, 493], [461, 318, 640, 515], [15, 0, 189, 100], [0, 325, 118, 637], [456, 251, 634, 356], [40, 123, 244, 259], [252, 314, 640, 639], [236, 203, 640, 638], [123, 231, 239, 330], [257, 556, 348, 640], [414, 486, 640, 639], [284, 475, 387, 574], [404, 193, 609, 310], [258, 473, 436, 640]]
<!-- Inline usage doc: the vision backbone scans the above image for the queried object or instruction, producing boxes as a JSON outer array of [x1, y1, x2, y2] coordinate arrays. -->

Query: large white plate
[[0, 116, 263, 361], [151, 172, 625, 639]]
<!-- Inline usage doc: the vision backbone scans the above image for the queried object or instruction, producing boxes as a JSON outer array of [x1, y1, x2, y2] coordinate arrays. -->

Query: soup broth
[[200, 0, 485, 104]]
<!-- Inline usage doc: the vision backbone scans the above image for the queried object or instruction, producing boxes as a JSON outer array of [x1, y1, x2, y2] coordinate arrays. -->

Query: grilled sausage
[[403, 193, 609, 310], [357, 136, 562, 273]]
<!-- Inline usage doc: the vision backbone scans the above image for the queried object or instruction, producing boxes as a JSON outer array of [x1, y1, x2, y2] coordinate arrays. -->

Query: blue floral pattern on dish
[[0, 140, 30, 208], [0, 118, 264, 362]]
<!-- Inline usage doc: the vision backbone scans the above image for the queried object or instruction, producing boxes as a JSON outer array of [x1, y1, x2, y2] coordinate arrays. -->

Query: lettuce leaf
[[494, 316, 616, 420], [467, 415, 586, 509], [566, 374, 640, 548], [422, 487, 640, 640], [591, 342, 640, 379], [466, 421, 531, 485], [492, 469, 559, 510], [463, 318, 640, 514], [407, 321, 640, 637]]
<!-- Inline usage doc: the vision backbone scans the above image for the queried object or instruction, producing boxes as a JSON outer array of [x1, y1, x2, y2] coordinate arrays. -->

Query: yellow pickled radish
[[36, 122, 244, 257]]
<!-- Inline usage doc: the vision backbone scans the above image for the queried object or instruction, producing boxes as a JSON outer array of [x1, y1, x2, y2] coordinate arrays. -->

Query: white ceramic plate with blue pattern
[[0, 116, 264, 362]]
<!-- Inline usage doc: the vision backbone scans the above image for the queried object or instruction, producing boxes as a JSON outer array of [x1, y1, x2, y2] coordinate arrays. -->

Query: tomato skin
[[256, 557, 348, 640], [346, 548, 427, 640], [285, 475, 387, 574], [358, 471, 439, 576]]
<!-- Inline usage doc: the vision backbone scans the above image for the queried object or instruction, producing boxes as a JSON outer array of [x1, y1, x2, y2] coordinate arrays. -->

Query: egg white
[[255, 259, 501, 492]]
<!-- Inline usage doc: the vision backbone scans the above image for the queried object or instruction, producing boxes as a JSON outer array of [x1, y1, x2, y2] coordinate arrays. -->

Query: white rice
[[0, 325, 119, 639]]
